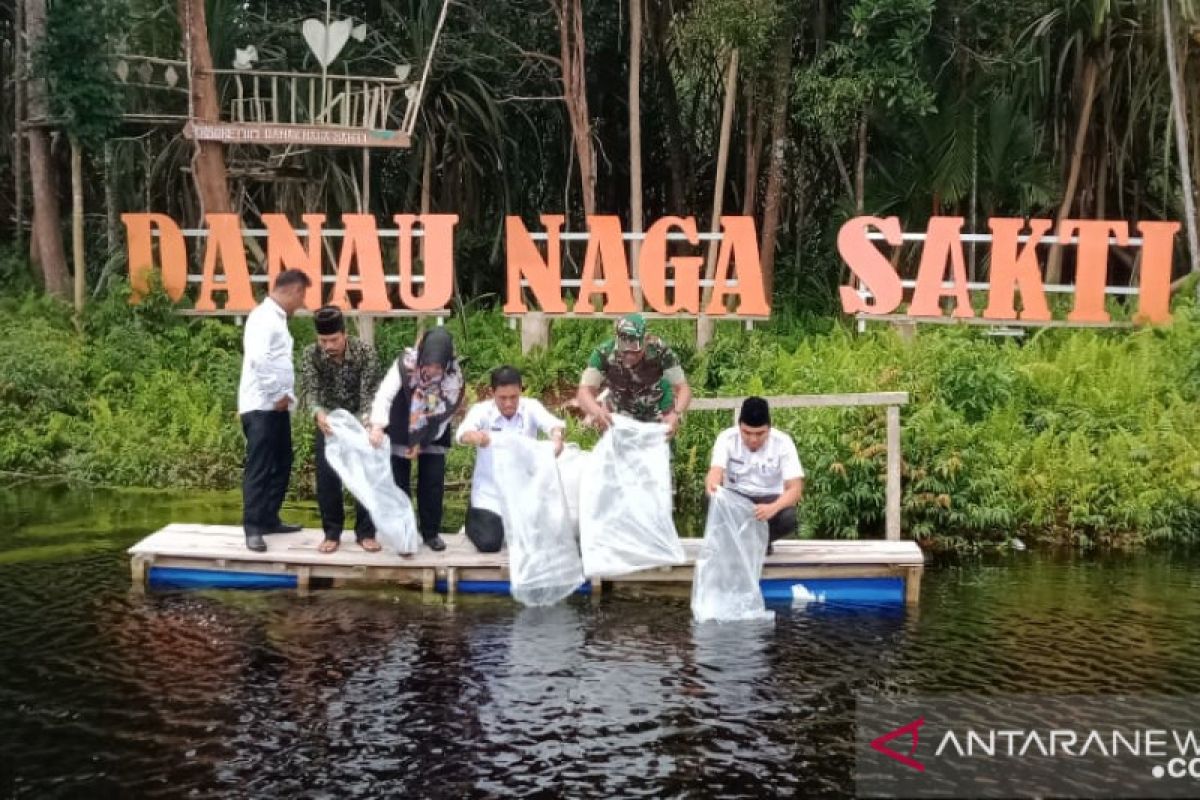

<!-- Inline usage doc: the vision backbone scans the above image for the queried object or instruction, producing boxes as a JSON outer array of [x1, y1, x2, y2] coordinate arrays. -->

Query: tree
[[22, 0, 69, 298], [41, 0, 124, 311]]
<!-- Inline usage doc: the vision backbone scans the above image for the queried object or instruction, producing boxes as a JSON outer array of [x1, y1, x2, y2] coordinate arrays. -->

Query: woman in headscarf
[[369, 327, 464, 551]]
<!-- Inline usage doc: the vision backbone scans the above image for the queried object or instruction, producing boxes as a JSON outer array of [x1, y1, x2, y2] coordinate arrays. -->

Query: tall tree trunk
[[854, 110, 868, 214], [71, 137, 84, 313], [702, 48, 739, 306], [741, 88, 760, 215], [1046, 56, 1100, 284], [551, 0, 595, 217], [14, 0, 26, 256], [759, 28, 793, 298], [104, 141, 118, 257], [1163, 0, 1200, 282], [697, 48, 739, 348], [629, 0, 643, 301], [179, 0, 232, 219], [23, 0, 69, 297], [648, 2, 687, 213]]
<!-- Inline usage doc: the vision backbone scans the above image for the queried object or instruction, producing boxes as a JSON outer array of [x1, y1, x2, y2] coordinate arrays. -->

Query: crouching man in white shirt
[[704, 396, 805, 555], [456, 366, 566, 552]]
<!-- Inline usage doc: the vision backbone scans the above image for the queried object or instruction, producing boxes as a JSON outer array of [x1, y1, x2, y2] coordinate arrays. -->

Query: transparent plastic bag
[[323, 410, 420, 555], [555, 443, 590, 539], [691, 488, 774, 622], [579, 414, 686, 578], [491, 433, 585, 606]]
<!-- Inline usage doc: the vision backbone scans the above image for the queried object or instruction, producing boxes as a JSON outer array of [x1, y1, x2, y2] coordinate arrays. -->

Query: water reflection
[[7, 487, 1200, 797]]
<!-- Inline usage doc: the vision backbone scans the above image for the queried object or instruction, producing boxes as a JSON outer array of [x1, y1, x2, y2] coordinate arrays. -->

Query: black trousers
[[749, 493, 798, 543], [390, 452, 446, 540], [241, 410, 293, 535], [465, 507, 505, 553], [314, 429, 376, 541]]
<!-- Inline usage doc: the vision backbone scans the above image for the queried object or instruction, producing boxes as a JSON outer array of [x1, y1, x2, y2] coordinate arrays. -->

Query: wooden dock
[[129, 524, 925, 605]]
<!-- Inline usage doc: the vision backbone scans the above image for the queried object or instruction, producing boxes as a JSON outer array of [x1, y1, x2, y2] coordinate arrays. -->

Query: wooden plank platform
[[128, 524, 925, 604]]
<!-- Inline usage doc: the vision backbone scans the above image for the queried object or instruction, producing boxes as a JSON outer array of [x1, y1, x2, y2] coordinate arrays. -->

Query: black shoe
[[267, 522, 303, 534], [246, 532, 267, 552], [424, 534, 446, 552]]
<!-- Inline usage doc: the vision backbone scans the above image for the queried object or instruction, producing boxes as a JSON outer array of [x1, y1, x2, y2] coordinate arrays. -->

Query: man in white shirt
[[456, 365, 566, 552], [705, 396, 804, 555], [238, 268, 312, 552]]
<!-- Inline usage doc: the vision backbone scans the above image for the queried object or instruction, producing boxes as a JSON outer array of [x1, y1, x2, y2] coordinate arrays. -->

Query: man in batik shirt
[[298, 306, 383, 554]]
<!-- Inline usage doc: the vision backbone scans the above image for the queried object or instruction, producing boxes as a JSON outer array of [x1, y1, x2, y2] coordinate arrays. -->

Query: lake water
[[3, 484, 1200, 798]]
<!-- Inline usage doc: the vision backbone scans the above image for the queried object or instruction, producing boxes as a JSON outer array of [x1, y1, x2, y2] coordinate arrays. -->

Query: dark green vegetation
[[3, 282, 1198, 548]]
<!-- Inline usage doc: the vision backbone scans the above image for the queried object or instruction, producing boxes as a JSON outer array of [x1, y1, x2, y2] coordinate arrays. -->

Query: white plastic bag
[[579, 414, 686, 578], [691, 488, 774, 622], [555, 443, 590, 539], [323, 410, 420, 555], [491, 433, 585, 606]]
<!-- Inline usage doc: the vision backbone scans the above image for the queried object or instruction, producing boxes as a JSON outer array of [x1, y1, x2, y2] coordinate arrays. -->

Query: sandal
[[358, 538, 382, 553], [318, 539, 340, 554]]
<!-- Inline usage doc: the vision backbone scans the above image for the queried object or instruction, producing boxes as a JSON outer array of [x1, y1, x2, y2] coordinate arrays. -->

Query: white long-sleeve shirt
[[456, 397, 565, 514], [237, 297, 296, 415]]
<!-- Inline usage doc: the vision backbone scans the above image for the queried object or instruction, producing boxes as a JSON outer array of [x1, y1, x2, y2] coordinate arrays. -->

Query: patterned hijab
[[403, 327, 463, 441]]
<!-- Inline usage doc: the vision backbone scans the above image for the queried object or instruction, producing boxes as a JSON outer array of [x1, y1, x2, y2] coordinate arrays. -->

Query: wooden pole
[[14, 0, 25, 256], [71, 137, 85, 314], [886, 404, 901, 541], [1163, 0, 1200, 290], [697, 48, 739, 349], [629, 0, 643, 304]]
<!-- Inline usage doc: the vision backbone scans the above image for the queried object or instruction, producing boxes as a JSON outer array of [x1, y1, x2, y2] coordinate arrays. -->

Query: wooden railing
[[208, 69, 413, 132], [689, 392, 909, 541]]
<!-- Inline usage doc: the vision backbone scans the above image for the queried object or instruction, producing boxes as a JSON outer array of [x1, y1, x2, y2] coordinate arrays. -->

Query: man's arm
[[754, 478, 803, 521], [529, 399, 567, 454], [577, 353, 612, 429], [368, 361, 402, 447], [298, 345, 319, 417], [662, 377, 691, 435], [705, 466, 725, 496], [244, 311, 288, 406], [456, 402, 490, 447]]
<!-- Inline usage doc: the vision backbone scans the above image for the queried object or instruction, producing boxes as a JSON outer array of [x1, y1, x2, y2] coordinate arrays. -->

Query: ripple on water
[[4, 535, 1200, 797]]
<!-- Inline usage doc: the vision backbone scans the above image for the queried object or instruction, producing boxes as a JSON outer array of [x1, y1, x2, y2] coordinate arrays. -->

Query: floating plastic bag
[[579, 414, 686, 578], [691, 488, 774, 622], [555, 443, 590, 539], [491, 433, 585, 606], [323, 410, 420, 555]]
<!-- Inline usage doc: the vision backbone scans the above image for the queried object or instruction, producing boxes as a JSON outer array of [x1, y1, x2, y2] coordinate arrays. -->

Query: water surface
[[3, 484, 1200, 798]]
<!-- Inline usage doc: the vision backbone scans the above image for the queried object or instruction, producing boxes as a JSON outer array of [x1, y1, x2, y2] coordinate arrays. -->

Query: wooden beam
[[904, 566, 922, 606], [886, 404, 902, 541], [690, 392, 909, 411]]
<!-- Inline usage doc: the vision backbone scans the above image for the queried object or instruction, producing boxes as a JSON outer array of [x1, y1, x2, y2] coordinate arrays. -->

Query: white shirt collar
[[263, 296, 287, 319]]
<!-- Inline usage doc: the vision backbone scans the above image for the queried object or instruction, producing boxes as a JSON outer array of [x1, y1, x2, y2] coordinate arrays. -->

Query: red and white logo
[[871, 717, 926, 772]]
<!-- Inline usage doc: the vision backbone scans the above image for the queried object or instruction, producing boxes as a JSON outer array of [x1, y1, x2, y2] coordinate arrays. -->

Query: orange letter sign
[[504, 215, 568, 313], [1134, 221, 1179, 325], [837, 216, 903, 314], [639, 217, 702, 313], [195, 214, 255, 312], [705, 216, 769, 316], [1062, 220, 1129, 323], [909, 217, 973, 318], [983, 218, 1051, 321], [394, 214, 458, 311], [263, 213, 325, 310], [122, 213, 188, 302], [330, 214, 391, 312], [577, 216, 636, 314]]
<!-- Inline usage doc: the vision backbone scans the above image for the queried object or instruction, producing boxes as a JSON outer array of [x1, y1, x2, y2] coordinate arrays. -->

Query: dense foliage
[[3, 278, 1198, 549]]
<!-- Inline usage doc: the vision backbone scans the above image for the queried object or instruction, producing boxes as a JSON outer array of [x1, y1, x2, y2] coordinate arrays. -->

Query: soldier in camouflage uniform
[[576, 313, 692, 436]]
